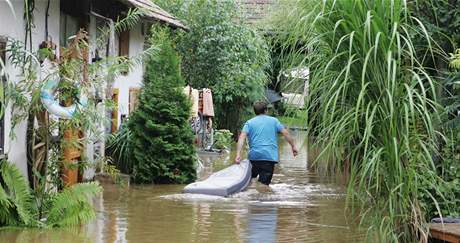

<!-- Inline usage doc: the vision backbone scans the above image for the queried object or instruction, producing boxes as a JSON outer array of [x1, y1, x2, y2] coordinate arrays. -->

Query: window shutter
[[119, 30, 129, 57], [129, 88, 141, 113], [111, 89, 119, 133], [118, 30, 129, 75]]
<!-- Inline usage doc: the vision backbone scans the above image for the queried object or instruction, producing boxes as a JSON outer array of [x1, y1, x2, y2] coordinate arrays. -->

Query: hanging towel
[[183, 85, 199, 117], [202, 88, 215, 117], [191, 88, 199, 117], [183, 85, 191, 98]]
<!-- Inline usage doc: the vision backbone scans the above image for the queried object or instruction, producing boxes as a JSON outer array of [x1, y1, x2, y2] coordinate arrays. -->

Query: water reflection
[[0, 131, 364, 243], [247, 206, 277, 243]]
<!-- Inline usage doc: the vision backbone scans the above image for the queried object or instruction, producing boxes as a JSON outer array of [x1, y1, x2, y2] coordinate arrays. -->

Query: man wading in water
[[235, 101, 298, 187]]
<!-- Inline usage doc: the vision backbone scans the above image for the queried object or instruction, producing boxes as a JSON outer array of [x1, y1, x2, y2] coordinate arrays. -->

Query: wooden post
[[62, 95, 81, 187], [59, 29, 88, 187], [111, 88, 119, 133], [62, 127, 80, 187]]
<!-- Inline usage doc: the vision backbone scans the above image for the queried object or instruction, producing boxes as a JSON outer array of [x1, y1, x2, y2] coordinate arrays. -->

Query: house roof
[[119, 0, 187, 29], [265, 89, 283, 104], [237, 0, 277, 25]]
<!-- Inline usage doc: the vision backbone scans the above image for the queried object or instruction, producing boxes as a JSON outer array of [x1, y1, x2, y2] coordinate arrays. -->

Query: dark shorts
[[250, 160, 275, 185]]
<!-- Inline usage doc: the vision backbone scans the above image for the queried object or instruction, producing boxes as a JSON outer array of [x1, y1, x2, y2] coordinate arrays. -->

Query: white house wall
[[1, 2, 148, 178], [0, 0, 60, 177], [113, 23, 145, 129]]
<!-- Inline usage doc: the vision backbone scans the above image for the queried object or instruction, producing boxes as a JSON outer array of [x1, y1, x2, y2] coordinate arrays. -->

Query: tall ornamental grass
[[271, 0, 448, 241]]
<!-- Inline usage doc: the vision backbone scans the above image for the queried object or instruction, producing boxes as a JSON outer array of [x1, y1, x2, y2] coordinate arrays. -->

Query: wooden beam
[[111, 88, 119, 133], [430, 223, 460, 243]]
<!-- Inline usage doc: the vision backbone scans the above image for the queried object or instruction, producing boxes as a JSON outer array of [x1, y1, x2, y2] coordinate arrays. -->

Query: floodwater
[[0, 130, 364, 243]]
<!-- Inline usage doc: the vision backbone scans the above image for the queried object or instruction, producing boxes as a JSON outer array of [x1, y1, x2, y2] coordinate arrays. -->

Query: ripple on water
[[159, 180, 343, 209], [160, 193, 228, 202]]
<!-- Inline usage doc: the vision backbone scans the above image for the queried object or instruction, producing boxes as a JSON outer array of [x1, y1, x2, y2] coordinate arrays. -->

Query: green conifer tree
[[128, 37, 196, 184]]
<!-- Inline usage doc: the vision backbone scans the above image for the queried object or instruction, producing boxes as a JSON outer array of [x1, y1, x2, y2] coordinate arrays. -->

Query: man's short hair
[[253, 101, 268, 115]]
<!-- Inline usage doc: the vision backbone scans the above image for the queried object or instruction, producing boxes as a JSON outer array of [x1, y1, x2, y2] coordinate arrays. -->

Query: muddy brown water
[[0, 131, 364, 243]]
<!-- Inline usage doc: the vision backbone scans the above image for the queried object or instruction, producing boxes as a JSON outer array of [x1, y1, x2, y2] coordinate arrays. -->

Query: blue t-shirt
[[242, 115, 285, 162]]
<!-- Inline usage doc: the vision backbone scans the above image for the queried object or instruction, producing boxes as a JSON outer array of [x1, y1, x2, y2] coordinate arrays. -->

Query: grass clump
[[270, 0, 450, 241]]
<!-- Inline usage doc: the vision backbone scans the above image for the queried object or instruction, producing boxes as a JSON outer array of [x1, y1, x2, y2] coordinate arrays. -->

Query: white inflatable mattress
[[183, 160, 252, 197]]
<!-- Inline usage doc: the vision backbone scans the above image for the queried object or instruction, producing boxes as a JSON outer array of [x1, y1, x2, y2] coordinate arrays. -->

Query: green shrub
[[0, 160, 101, 227], [106, 123, 133, 174], [128, 32, 196, 184], [419, 128, 460, 218], [213, 129, 233, 149], [409, 2, 460, 222]]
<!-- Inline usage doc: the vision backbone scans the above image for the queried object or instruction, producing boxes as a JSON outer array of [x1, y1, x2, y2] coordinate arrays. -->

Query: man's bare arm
[[235, 132, 247, 163], [280, 128, 298, 156]]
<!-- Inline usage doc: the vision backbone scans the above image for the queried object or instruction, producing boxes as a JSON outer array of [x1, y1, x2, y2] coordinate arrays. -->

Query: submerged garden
[[1, 0, 460, 242]]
